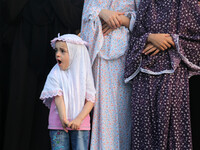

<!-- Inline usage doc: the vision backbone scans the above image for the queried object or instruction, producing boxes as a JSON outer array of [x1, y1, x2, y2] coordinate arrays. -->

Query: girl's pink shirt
[[48, 100, 91, 130]]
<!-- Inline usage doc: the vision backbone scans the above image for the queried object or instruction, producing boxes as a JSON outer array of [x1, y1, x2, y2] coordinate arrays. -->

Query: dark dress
[[125, 0, 200, 149], [1, 0, 83, 150]]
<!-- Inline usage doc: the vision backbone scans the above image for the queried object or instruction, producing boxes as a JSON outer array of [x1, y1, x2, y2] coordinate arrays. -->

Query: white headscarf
[[40, 34, 95, 120]]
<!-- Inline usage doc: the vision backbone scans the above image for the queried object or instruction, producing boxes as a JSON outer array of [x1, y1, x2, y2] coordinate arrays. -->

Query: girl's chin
[[58, 63, 69, 70], [58, 65, 67, 71]]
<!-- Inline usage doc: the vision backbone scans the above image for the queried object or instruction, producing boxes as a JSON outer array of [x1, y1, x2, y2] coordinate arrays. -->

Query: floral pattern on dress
[[81, 0, 140, 149]]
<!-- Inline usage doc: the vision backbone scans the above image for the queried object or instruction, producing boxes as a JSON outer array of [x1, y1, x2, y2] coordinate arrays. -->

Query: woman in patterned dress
[[125, 0, 200, 149], [80, 0, 140, 149]]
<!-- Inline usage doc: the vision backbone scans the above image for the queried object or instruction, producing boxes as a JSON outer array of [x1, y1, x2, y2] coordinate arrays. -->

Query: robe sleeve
[[84, 47, 96, 103], [81, 0, 104, 64], [172, 34, 200, 77], [40, 65, 63, 108]]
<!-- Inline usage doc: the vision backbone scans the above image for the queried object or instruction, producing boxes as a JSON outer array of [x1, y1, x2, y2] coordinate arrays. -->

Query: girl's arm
[[68, 100, 94, 130], [55, 96, 69, 132]]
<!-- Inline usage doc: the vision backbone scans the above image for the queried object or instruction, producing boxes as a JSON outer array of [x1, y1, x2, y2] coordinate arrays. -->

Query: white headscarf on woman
[[40, 34, 95, 120]]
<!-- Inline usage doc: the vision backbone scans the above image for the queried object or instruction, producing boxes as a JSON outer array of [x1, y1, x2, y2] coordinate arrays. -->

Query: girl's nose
[[56, 51, 60, 57]]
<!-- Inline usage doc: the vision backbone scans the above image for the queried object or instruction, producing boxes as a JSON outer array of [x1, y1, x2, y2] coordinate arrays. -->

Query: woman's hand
[[68, 118, 82, 130], [147, 34, 175, 51], [142, 43, 160, 56], [101, 20, 114, 36], [99, 9, 124, 29]]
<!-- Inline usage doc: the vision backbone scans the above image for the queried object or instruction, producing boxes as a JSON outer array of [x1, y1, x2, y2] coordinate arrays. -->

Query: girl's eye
[[55, 49, 58, 53], [61, 49, 65, 53]]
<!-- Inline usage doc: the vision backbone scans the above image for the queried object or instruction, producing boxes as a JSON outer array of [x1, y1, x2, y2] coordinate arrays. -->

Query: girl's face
[[55, 41, 69, 70]]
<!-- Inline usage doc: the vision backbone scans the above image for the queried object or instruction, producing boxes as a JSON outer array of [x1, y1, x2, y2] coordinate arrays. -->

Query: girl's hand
[[61, 118, 69, 133], [142, 43, 160, 56], [102, 20, 114, 36], [99, 9, 124, 29], [147, 34, 175, 51], [68, 118, 82, 130]]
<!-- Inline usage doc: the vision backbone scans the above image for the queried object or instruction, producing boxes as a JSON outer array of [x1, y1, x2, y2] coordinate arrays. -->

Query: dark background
[[0, 0, 83, 149]]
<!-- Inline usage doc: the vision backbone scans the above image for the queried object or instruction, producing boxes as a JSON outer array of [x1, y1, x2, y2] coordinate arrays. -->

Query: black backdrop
[[0, 0, 83, 149]]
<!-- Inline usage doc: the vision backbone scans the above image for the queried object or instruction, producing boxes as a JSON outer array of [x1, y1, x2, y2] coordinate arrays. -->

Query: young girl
[[40, 34, 95, 150]]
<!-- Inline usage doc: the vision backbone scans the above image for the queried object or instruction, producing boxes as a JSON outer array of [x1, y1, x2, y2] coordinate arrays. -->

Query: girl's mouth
[[57, 60, 62, 64]]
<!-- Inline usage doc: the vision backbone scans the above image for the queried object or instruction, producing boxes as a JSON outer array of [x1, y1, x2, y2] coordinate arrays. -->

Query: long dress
[[2, 0, 83, 150], [81, 0, 140, 149], [124, 0, 200, 149]]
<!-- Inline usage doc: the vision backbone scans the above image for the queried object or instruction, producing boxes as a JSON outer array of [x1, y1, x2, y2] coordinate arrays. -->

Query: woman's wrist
[[147, 33, 154, 43], [120, 15, 130, 28], [99, 9, 106, 19]]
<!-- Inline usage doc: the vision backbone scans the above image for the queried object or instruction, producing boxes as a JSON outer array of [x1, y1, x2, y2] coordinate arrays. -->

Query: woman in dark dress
[[125, 0, 200, 149], [1, 0, 83, 150]]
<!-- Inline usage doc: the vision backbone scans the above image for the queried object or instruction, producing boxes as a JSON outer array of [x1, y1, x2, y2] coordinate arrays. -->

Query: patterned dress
[[81, 0, 140, 149], [125, 0, 200, 149]]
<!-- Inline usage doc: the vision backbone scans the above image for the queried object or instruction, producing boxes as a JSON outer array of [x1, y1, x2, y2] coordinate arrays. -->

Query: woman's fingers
[[102, 22, 108, 30], [164, 34, 170, 37], [108, 19, 116, 28], [151, 49, 160, 56], [142, 44, 154, 53], [99, 9, 124, 28], [143, 43, 161, 56], [116, 15, 122, 26], [164, 41, 172, 49], [144, 47, 158, 55], [166, 37, 175, 47], [159, 43, 167, 51], [113, 17, 121, 28], [148, 33, 175, 51], [103, 28, 113, 36], [117, 12, 125, 15], [102, 25, 110, 34], [109, 16, 121, 28], [102, 23, 114, 36]]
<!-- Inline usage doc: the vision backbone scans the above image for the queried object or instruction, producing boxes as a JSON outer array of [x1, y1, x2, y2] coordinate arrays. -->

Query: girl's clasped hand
[[60, 118, 81, 132], [62, 117, 82, 132]]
